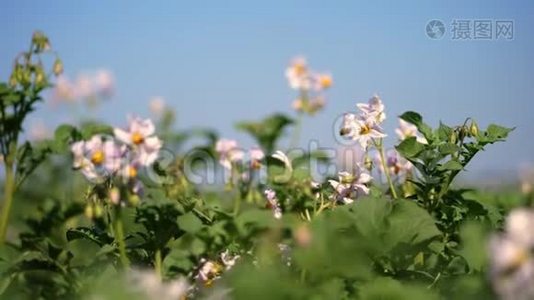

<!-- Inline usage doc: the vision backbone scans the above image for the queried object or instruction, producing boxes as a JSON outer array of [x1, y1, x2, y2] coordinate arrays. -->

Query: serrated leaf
[[66, 227, 113, 247]]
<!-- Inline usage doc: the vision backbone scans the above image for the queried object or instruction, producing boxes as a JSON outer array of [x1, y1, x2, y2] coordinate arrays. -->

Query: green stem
[[290, 112, 303, 149], [375, 140, 398, 199], [233, 195, 241, 216], [113, 206, 130, 269], [155, 248, 162, 279], [0, 161, 15, 244]]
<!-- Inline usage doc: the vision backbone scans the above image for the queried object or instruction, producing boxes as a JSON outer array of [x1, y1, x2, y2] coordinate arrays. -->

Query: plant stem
[[113, 206, 130, 269], [155, 248, 162, 279], [375, 140, 398, 199], [0, 161, 15, 244], [233, 196, 241, 216], [290, 112, 303, 149]]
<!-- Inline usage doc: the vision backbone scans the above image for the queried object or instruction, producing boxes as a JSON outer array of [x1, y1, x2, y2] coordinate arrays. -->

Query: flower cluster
[[71, 116, 162, 205], [489, 208, 534, 300], [340, 95, 387, 149], [329, 165, 372, 204], [285, 56, 332, 115], [195, 250, 240, 287], [215, 139, 265, 181], [53, 69, 114, 105]]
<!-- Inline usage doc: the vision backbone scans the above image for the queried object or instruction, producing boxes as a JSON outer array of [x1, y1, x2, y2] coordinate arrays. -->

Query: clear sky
[[1, 0, 533, 180]]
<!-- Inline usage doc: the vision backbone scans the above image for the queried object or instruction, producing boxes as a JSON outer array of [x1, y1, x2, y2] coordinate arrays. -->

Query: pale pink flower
[[340, 113, 386, 149], [395, 119, 427, 144], [94, 69, 114, 97], [53, 76, 76, 102], [264, 188, 282, 219], [195, 258, 224, 286], [356, 95, 386, 124], [329, 167, 372, 204], [220, 250, 240, 270], [313, 73, 333, 91], [114, 116, 162, 166], [489, 208, 534, 300], [71, 136, 125, 181], [249, 147, 265, 169], [149, 96, 166, 117], [215, 139, 244, 170], [375, 149, 413, 179], [285, 56, 311, 91], [130, 269, 190, 300]]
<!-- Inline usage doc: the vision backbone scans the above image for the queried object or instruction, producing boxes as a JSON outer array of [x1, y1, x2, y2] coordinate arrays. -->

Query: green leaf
[[399, 111, 434, 141], [79, 122, 113, 139], [177, 212, 203, 234], [438, 160, 463, 171], [437, 122, 453, 141], [236, 113, 293, 153], [53, 124, 80, 152], [458, 222, 489, 272], [438, 143, 460, 155], [484, 124, 514, 141], [387, 199, 441, 245], [66, 227, 113, 247], [358, 277, 440, 300], [395, 137, 425, 159]]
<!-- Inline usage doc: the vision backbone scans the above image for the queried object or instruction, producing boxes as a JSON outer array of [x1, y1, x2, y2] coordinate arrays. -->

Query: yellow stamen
[[91, 150, 105, 165], [128, 166, 137, 178], [359, 124, 371, 135], [293, 63, 306, 76], [510, 249, 529, 270], [319, 75, 332, 89], [131, 132, 144, 145]]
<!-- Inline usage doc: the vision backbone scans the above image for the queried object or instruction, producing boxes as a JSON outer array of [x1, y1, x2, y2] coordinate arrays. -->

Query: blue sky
[[1, 0, 533, 179]]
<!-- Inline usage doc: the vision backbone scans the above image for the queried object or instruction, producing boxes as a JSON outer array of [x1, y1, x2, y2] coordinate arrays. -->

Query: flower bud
[[449, 131, 457, 144], [35, 69, 46, 86], [294, 223, 312, 247], [84, 204, 94, 219], [9, 74, 17, 87], [53, 58, 63, 76], [470, 121, 479, 137], [94, 204, 103, 218], [128, 194, 140, 206], [32, 31, 50, 52], [109, 187, 120, 205], [364, 155, 373, 171]]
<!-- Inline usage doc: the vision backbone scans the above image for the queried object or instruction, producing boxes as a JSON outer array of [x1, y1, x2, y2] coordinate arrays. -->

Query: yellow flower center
[[128, 166, 137, 178], [359, 124, 371, 135], [131, 132, 144, 145], [319, 75, 332, 89], [509, 248, 529, 271], [91, 150, 105, 165], [293, 63, 306, 76]]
